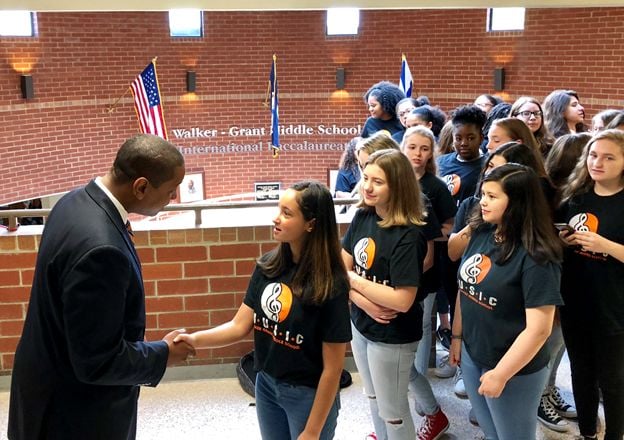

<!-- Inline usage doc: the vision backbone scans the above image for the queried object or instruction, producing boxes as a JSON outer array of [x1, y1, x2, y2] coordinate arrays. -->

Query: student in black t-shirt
[[557, 129, 624, 440], [342, 149, 449, 440], [361, 81, 405, 138], [449, 164, 563, 440], [175, 181, 351, 440]]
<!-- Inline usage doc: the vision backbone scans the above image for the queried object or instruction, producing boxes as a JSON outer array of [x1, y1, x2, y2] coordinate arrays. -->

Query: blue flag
[[269, 54, 280, 157], [399, 54, 413, 98]]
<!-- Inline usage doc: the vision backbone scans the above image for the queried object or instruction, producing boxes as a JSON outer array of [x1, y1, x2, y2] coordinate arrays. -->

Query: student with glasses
[[509, 96, 554, 157]]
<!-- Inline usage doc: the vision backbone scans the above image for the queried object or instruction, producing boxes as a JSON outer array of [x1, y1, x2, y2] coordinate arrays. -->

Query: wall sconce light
[[493, 68, 505, 91], [186, 71, 196, 93], [20, 74, 34, 99], [336, 67, 345, 90]]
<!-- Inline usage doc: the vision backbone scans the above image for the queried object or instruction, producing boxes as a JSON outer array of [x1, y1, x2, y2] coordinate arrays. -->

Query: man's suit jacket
[[8, 181, 169, 440]]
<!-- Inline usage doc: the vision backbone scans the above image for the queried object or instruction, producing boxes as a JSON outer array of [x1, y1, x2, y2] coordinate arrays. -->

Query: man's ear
[[133, 177, 149, 200]]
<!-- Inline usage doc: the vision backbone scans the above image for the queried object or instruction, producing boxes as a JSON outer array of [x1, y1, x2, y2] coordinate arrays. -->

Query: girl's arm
[[448, 224, 472, 262], [298, 342, 346, 440], [342, 249, 401, 321], [437, 218, 455, 240], [174, 303, 254, 348], [423, 240, 435, 273], [348, 271, 417, 313], [478, 305, 554, 398], [449, 293, 463, 366]]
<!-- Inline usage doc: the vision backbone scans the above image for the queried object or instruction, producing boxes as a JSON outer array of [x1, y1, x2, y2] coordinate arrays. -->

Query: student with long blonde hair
[[343, 149, 448, 440], [558, 129, 624, 440]]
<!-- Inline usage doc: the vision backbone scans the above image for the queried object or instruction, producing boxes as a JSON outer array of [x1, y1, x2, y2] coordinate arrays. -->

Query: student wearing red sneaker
[[343, 149, 448, 440], [450, 164, 563, 440]]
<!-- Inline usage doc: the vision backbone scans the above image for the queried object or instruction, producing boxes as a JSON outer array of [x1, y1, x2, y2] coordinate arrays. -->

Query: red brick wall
[[0, 226, 270, 373], [1, 8, 623, 205]]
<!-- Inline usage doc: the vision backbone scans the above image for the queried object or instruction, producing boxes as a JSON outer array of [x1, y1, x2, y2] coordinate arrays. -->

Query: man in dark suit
[[8, 134, 195, 440]]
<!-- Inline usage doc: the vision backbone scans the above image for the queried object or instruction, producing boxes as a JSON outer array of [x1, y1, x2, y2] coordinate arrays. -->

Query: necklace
[[494, 231, 503, 244]]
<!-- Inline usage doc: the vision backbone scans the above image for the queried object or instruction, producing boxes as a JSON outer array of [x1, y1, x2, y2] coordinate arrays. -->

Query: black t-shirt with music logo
[[342, 208, 426, 344], [557, 188, 624, 335], [459, 224, 563, 375]]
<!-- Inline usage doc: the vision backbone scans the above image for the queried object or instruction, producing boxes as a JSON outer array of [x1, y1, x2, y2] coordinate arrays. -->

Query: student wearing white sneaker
[[450, 164, 563, 440]]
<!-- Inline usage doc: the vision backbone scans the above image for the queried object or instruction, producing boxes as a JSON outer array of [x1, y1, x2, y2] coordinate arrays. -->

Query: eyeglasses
[[516, 110, 542, 118]]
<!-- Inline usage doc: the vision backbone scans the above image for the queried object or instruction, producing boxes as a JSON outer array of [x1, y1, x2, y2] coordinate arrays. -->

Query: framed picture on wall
[[180, 172, 204, 203]]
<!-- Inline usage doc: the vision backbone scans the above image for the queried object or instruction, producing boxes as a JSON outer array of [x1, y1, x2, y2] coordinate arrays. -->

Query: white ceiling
[[1, 0, 620, 11]]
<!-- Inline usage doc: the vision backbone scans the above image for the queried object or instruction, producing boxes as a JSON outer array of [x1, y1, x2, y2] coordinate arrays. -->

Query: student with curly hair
[[543, 89, 586, 139], [335, 137, 362, 198], [361, 81, 406, 138], [557, 129, 624, 440]]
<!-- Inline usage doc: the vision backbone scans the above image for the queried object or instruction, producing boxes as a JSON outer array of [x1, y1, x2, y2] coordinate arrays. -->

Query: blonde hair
[[357, 131, 400, 156], [401, 126, 437, 175], [560, 129, 624, 205], [357, 149, 425, 227]]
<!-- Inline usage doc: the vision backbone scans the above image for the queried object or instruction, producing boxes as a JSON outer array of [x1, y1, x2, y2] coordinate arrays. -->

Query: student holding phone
[[557, 129, 624, 440]]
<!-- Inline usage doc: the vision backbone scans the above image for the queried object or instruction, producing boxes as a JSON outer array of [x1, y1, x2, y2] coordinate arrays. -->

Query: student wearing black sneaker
[[558, 129, 624, 440], [450, 164, 563, 440]]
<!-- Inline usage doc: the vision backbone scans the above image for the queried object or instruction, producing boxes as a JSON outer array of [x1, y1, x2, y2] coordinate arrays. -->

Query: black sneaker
[[547, 385, 577, 418], [436, 327, 452, 350], [537, 394, 568, 432]]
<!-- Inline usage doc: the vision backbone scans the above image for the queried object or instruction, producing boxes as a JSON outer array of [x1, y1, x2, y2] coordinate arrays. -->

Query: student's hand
[[558, 229, 575, 246], [569, 230, 610, 254], [297, 431, 319, 440], [173, 332, 197, 347], [164, 329, 196, 366], [449, 338, 461, 367], [478, 369, 507, 398], [357, 295, 397, 324]]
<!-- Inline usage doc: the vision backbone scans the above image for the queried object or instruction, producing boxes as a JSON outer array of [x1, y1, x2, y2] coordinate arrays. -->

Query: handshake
[[163, 329, 197, 366]]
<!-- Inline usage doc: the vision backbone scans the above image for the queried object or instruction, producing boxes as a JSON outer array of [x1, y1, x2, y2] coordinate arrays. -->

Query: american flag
[[130, 61, 168, 139]]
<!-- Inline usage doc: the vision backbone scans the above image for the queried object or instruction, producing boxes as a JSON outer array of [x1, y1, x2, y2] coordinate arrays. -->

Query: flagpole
[[107, 57, 159, 114]]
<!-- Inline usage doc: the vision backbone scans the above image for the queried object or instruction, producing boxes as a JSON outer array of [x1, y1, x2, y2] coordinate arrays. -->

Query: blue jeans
[[351, 323, 418, 440], [545, 322, 565, 388], [461, 344, 548, 440], [255, 370, 340, 440], [409, 292, 439, 415]]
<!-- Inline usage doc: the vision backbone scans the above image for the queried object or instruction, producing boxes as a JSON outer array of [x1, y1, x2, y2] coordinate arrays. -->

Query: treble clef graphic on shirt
[[264, 283, 282, 322], [569, 212, 599, 233], [260, 283, 293, 323], [354, 237, 376, 270], [459, 254, 491, 285], [570, 213, 589, 231]]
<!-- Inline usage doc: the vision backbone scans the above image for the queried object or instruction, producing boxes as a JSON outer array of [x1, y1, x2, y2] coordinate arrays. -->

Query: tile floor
[[0, 348, 594, 440]]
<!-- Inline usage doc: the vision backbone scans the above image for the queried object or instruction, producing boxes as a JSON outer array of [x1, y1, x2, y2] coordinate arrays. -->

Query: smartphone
[[554, 223, 575, 234]]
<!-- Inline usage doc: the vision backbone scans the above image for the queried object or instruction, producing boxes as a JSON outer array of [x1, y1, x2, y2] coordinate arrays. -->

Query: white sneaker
[[453, 367, 467, 398], [433, 354, 456, 378]]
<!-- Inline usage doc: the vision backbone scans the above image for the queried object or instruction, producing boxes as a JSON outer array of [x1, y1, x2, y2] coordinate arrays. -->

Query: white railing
[[0, 198, 359, 231]]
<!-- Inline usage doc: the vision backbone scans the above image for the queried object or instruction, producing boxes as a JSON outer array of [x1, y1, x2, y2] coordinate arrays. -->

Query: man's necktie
[[125, 220, 135, 244]]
